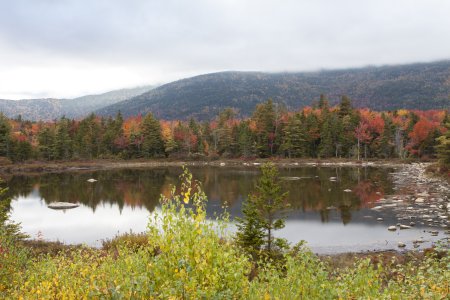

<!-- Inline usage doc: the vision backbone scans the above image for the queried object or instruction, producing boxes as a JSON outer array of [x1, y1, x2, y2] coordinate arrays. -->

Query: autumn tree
[[354, 121, 371, 160]]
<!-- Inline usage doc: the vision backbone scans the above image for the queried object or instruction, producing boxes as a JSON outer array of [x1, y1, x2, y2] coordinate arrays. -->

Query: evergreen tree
[[338, 95, 353, 118], [318, 117, 334, 158], [318, 94, 329, 110], [75, 113, 101, 159], [281, 114, 306, 158], [0, 113, 11, 158], [53, 118, 72, 160], [237, 121, 255, 157], [252, 100, 276, 157], [37, 126, 55, 160], [11, 140, 33, 162], [141, 113, 164, 157], [436, 121, 450, 167], [236, 163, 289, 255], [304, 113, 321, 157], [378, 114, 395, 158]]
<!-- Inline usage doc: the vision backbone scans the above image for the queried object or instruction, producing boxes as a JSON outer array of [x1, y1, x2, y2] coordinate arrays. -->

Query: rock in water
[[398, 242, 406, 248], [388, 226, 397, 231], [377, 218, 384, 221], [399, 225, 411, 230], [343, 189, 352, 192], [280, 176, 301, 181], [48, 202, 79, 209], [87, 178, 97, 183]]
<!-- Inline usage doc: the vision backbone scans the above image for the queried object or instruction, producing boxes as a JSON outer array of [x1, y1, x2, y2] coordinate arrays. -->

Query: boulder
[[48, 202, 79, 209]]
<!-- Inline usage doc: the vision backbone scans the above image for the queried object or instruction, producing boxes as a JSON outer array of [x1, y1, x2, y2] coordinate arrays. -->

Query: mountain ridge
[[1, 61, 449, 121], [0, 85, 155, 121], [96, 60, 450, 120]]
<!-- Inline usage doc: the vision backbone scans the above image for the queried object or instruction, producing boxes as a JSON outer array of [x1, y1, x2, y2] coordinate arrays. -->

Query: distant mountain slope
[[96, 61, 450, 120], [0, 85, 154, 121]]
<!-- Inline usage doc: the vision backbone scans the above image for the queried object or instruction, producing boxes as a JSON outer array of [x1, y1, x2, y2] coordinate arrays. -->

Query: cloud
[[1, 0, 450, 99]]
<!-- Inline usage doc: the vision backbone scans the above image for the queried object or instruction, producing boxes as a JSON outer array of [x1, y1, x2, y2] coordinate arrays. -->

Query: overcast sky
[[1, 0, 450, 99]]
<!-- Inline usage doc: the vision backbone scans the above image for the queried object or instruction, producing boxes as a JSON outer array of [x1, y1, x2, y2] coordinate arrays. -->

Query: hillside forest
[[0, 96, 448, 163]]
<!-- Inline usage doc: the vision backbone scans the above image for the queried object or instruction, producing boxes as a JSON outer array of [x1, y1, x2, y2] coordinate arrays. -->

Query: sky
[[1, 0, 450, 100]]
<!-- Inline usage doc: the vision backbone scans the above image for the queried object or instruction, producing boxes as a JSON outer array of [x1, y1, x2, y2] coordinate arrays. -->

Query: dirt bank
[[0, 158, 414, 176]]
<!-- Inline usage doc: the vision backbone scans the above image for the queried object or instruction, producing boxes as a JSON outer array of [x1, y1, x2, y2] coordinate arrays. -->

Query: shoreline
[[0, 158, 419, 176]]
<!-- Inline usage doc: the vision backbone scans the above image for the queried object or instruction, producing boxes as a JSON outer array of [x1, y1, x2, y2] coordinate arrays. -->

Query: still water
[[8, 166, 446, 253]]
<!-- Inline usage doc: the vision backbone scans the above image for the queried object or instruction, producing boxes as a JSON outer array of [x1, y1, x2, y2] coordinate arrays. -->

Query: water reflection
[[7, 166, 393, 224], [11, 166, 445, 252]]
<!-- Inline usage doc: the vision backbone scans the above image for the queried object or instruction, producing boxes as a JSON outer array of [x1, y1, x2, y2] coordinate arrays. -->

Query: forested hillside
[[1, 97, 447, 162], [97, 61, 450, 120], [0, 85, 154, 121]]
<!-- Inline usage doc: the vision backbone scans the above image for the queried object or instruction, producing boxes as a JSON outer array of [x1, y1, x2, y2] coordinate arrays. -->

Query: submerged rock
[[280, 176, 301, 181]]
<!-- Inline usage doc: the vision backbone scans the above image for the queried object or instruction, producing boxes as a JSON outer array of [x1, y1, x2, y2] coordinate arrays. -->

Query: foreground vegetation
[[1, 168, 449, 299]]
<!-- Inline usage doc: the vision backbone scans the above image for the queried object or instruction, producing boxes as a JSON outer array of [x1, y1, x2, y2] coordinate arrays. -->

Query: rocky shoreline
[[370, 163, 449, 249], [0, 158, 412, 176]]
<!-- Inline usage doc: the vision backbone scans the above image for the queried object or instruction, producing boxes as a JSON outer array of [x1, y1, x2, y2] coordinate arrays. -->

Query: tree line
[[0, 95, 448, 164]]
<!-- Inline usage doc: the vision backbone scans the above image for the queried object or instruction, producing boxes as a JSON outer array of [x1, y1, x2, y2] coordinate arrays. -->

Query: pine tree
[[141, 113, 164, 158], [318, 94, 329, 110], [236, 163, 289, 255], [318, 117, 334, 158], [235, 198, 265, 257], [378, 114, 395, 158], [237, 121, 254, 157], [37, 126, 55, 160], [338, 95, 353, 118], [437, 121, 450, 167], [53, 118, 72, 160], [252, 100, 276, 157], [0, 113, 11, 158], [281, 114, 306, 158]]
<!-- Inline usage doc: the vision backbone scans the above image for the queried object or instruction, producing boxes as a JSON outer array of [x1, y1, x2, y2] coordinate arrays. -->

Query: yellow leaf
[[183, 188, 191, 204], [264, 292, 271, 300]]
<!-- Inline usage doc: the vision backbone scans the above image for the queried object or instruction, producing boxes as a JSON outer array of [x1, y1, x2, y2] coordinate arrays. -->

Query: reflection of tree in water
[[191, 168, 258, 207], [6, 169, 170, 213], [5, 166, 396, 224], [278, 167, 395, 224]]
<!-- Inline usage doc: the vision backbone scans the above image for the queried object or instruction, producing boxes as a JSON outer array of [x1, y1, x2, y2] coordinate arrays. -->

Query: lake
[[8, 165, 449, 253]]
